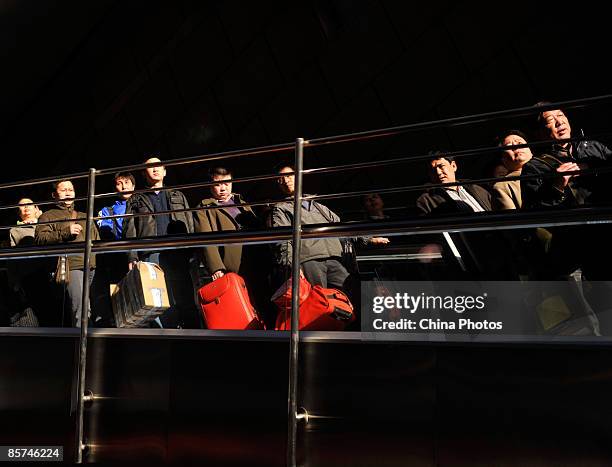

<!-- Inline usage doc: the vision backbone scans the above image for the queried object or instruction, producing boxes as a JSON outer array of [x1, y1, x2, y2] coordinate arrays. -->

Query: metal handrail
[[53, 95, 612, 183], [306, 165, 612, 203], [0, 171, 90, 192], [306, 94, 612, 146], [75, 169, 96, 464], [3, 205, 612, 261], [92, 171, 289, 201], [302, 132, 612, 177], [0, 214, 89, 231], [0, 196, 89, 213], [90, 133, 606, 203], [287, 138, 304, 467], [94, 141, 295, 175]]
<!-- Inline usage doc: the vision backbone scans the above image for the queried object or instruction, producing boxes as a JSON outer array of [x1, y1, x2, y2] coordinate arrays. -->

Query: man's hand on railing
[[369, 237, 390, 245], [555, 162, 581, 189]]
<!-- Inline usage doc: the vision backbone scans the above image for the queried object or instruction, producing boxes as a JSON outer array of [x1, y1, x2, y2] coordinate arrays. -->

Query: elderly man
[[522, 105, 612, 209], [123, 157, 197, 328], [35, 180, 100, 327], [491, 130, 533, 210], [10, 198, 42, 246], [520, 105, 612, 280], [518, 105, 612, 334], [519, 105, 612, 334], [7, 198, 43, 326]]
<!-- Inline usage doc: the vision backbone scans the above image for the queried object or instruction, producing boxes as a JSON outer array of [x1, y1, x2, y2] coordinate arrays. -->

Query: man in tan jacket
[[491, 130, 533, 210], [194, 167, 259, 280], [35, 180, 100, 327]]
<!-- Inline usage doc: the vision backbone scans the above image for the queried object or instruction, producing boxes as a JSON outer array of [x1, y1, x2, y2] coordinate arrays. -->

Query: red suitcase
[[198, 273, 265, 330], [275, 285, 355, 331]]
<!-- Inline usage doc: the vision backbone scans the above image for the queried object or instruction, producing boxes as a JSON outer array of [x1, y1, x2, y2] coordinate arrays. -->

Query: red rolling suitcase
[[275, 285, 355, 331], [198, 273, 265, 330]]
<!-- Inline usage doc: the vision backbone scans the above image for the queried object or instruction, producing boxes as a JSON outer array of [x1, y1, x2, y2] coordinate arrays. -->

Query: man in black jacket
[[520, 106, 612, 278], [519, 104, 612, 334], [415, 152, 519, 280], [123, 157, 198, 328], [521, 105, 612, 210]]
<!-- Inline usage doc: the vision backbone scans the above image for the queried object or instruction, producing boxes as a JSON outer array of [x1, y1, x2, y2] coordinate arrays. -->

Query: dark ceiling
[[0, 0, 610, 219]]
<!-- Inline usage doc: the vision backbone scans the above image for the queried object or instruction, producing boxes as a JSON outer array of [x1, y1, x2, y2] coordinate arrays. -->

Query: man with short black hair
[[414, 152, 520, 280], [97, 172, 135, 240], [270, 164, 388, 291], [35, 180, 100, 327], [194, 167, 260, 280], [92, 171, 135, 326], [416, 152, 491, 215], [123, 157, 197, 328]]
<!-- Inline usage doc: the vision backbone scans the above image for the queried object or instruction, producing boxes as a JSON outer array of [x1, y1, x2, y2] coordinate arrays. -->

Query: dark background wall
[[0, 0, 609, 227]]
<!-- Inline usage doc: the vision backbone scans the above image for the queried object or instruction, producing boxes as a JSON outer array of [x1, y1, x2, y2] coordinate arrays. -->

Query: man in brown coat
[[35, 179, 100, 327], [194, 167, 259, 279]]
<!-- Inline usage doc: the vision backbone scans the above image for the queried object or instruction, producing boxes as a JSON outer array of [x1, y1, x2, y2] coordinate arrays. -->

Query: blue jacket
[[97, 200, 127, 240]]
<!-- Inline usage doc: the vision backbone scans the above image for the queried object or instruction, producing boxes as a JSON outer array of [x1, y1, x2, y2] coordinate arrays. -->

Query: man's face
[[541, 109, 572, 141], [501, 134, 533, 171], [210, 174, 233, 202], [54, 181, 75, 206], [115, 177, 135, 200], [144, 158, 166, 185], [429, 158, 457, 184], [278, 167, 295, 195], [17, 198, 37, 223], [363, 193, 383, 214]]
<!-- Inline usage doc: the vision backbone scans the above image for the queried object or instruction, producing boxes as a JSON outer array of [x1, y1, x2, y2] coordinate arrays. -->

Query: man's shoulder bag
[[53, 210, 77, 285]]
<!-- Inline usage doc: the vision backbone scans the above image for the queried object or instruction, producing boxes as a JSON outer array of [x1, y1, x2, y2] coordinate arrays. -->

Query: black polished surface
[[84, 337, 288, 465], [0, 336, 77, 461]]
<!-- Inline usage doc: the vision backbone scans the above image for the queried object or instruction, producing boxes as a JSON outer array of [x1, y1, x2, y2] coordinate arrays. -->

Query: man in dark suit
[[415, 151, 518, 280], [416, 151, 491, 215]]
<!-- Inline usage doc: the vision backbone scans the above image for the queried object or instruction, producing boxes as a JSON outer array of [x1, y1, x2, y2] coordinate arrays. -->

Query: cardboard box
[[110, 262, 170, 328]]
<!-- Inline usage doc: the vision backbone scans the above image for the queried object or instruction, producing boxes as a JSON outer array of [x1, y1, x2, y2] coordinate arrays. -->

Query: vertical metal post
[[287, 138, 304, 467], [75, 168, 96, 463]]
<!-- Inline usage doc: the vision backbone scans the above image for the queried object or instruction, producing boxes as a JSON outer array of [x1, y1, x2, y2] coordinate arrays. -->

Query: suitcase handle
[[330, 307, 352, 321], [325, 292, 351, 306]]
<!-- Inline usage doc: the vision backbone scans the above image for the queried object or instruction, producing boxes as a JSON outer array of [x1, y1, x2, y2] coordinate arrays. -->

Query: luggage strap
[[330, 307, 353, 321]]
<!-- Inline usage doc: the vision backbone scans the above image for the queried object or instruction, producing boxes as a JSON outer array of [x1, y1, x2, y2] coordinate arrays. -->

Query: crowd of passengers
[[2, 103, 612, 333]]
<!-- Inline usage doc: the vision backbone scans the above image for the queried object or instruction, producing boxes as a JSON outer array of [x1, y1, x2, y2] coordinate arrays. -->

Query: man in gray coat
[[270, 164, 388, 290]]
